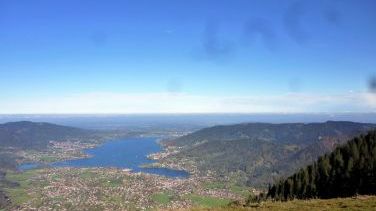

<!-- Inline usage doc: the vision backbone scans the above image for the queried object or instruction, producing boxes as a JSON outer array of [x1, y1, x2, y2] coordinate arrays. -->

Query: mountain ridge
[[162, 121, 376, 187], [0, 121, 91, 150]]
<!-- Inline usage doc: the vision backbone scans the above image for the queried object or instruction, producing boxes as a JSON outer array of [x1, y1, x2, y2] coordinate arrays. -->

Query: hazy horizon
[[2, 112, 376, 130]]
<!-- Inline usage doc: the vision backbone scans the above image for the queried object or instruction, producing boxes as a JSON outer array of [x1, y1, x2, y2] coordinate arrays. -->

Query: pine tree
[[267, 130, 376, 200]]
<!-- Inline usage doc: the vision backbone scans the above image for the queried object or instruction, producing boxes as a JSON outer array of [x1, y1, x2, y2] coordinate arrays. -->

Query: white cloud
[[0, 92, 375, 114]]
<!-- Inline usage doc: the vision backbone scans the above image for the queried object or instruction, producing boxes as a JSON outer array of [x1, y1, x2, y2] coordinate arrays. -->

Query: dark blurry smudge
[[89, 31, 108, 47], [244, 18, 276, 50], [284, 1, 309, 44], [288, 77, 303, 92], [323, 7, 341, 26], [201, 21, 235, 61], [166, 78, 183, 94], [369, 76, 376, 93]]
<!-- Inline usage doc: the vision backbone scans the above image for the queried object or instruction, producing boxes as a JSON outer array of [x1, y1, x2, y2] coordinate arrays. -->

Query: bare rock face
[[0, 191, 10, 209], [0, 172, 10, 209]]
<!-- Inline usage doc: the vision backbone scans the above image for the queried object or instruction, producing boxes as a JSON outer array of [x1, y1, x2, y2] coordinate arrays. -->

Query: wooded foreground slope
[[268, 130, 376, 200]]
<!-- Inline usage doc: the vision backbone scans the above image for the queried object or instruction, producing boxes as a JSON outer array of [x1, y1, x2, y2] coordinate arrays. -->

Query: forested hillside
[[267, 130, 376, 200], [166, 121, 375, 147], [0, 121, 90, 149], [162, 121, 376, 186]]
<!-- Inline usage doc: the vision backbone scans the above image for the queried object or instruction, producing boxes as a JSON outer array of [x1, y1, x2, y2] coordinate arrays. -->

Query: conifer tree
[[267, 130, 376, 200]]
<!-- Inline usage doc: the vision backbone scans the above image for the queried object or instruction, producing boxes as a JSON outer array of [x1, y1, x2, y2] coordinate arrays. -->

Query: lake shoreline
[[18, 137, 190, 179]]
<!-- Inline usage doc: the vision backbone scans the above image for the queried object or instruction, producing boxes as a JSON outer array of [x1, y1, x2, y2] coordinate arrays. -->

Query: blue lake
[[19, 137, 189, 178]]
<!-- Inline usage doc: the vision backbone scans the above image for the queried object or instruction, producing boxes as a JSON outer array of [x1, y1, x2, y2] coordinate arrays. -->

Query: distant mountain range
[[0, 121, 90, 150], [163, 121, 376, 187]]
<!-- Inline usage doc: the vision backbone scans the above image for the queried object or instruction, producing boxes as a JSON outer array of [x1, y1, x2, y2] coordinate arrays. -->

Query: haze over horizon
[[1, 0, 376, 114]]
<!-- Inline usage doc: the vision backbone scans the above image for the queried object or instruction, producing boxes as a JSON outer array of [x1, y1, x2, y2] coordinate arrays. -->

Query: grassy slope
[[187, 194, 232, 208], [4, 170, 42, 206], [187, 196, 376, 211], [152, 192, 172, 205]]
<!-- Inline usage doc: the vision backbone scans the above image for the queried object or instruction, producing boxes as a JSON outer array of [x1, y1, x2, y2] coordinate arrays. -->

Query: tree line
[[267, 130, 376, 200]]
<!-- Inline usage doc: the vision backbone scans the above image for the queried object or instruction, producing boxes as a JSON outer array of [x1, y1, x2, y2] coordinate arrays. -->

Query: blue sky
[[0, 0, 376, 113]]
